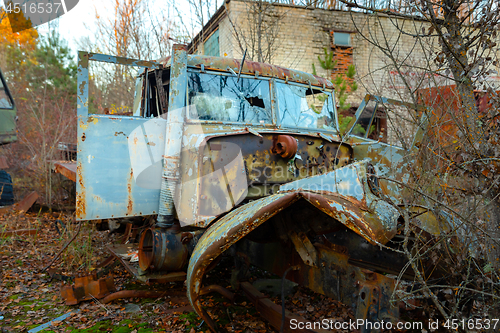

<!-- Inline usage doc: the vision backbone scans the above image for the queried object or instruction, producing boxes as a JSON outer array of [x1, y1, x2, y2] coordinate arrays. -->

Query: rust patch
[[76, 162, 86, 218], [81, 133, 86, 142], [180, 55, 334, 89], [0, 229, 37, 238], [79, 120, 88, 130], [127, 169, 134, 215], [270, 135, 298, 159]]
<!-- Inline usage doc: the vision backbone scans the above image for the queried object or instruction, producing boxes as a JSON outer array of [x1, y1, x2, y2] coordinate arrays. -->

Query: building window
[[334, 32, 351, 46], [204, 30, 220, 57]]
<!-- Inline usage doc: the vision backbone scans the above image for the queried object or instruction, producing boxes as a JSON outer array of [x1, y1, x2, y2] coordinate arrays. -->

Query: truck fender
[[186, 189, 400, 330]]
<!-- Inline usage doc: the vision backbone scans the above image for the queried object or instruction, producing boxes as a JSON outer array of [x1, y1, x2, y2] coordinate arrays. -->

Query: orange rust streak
[[127, 169, 134, 215], [76, 162, 86, 218]]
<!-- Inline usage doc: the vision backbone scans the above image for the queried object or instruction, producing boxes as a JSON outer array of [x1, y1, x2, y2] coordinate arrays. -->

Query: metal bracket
[[355, 270, 399, 332], [288, 230, 318, 267], [61, 274, 115, 305]]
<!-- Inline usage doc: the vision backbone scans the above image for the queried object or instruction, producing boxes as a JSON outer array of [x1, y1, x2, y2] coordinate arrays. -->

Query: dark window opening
[[348, 103, 386, 142], [349, 98, 419, 149], [143, 69, 170, 118]]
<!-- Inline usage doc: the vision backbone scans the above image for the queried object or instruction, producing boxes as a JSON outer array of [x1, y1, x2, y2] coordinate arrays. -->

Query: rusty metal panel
[[53, 161, 77, 182], [187, 192, 301, 329], [61, 274, 115, 305], [280, 161, 369, 199], [279, 161, 399, 245], [348, 139, 408, 204], [174, 129, 352, 227], [76, 116, 167, 220], [76, 52, 165, 221], [406, 206, 453, 236], [306, 193, 398, 245], [186, 189, 400, 331]]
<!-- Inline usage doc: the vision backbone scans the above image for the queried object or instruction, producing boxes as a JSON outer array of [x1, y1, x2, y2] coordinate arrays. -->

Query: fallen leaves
[[1, 209, 357, 333]]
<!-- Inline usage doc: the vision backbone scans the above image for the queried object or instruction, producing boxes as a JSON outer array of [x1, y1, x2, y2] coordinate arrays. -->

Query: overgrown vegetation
[[338, 0, 500, 325], [2, 1, 500, 331], [312, 47, 364, 135], [0, 10, 77, 208]]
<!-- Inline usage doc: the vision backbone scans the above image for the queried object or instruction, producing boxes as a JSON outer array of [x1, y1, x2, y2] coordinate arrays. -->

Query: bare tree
[[224, 0, 287, 63], [0, 25, 77, 207], [168, 0, 221, 45], [79, 0, 172, 115], [336, 0, 500, 320], [81, 0, 172, 60]]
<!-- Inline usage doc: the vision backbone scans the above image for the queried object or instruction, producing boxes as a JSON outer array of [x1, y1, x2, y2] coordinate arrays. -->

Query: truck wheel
[[0, 170, 14, 206]]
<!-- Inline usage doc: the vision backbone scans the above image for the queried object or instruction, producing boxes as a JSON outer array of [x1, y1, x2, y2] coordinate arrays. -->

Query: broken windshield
[[187, 71, 272, 124], [276, 82, 336, 131]]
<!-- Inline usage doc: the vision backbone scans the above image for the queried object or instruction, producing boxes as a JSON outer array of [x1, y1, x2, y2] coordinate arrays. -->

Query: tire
[[0, 170, 14, 206]]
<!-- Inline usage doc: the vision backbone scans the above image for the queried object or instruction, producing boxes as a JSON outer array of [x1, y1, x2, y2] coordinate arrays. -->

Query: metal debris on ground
[[27, 310, 80, 333], [0, 191, 38, 214], [60, 274, 115, 305]]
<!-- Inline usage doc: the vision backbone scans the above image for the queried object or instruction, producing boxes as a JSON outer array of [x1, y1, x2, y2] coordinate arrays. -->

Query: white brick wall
[[209, 1, 500, 101], [189, 1, 500, 102]]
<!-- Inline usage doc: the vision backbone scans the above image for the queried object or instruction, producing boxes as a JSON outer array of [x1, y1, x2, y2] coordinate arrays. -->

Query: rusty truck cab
[[76, 46, 352, 226], [76, 45, 448, 332]]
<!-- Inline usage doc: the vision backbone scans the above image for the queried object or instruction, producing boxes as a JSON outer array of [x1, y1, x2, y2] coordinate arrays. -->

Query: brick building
[[187, 0, 500, 102]]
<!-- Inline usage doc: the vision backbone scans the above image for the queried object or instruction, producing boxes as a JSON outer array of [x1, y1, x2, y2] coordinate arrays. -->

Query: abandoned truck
[[76, 44, 451, 331]]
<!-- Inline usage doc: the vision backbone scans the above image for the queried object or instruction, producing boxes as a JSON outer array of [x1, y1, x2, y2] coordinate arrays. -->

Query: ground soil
[[0, 209, 353, 333]]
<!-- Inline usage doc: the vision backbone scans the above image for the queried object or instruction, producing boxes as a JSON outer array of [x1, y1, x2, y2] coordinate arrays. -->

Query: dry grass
[[0, 209, 121, 275]]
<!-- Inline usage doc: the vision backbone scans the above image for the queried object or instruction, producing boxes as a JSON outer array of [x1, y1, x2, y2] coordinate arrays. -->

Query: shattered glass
[[187, 72, 272, 124], [276, 82, 336, 131]]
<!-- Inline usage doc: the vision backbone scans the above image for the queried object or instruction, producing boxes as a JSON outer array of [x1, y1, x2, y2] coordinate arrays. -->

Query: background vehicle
[[0, 67, 16, 206], [76, 45, 449, 332], [0, 67, 16, 145]]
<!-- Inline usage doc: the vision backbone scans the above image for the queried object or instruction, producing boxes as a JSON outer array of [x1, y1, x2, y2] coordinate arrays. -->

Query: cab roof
[[160, 54, 334, 89]]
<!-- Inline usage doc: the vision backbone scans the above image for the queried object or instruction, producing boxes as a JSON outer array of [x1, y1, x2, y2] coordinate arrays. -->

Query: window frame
[[333, 32, 352, 47], [347, 95, 423, 150], [275, 79, 339, 134], [185, 68, 275, 127], [0, 71, 15, 110], [204, 29, 220, 57]]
